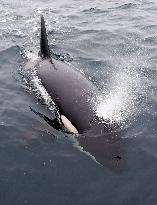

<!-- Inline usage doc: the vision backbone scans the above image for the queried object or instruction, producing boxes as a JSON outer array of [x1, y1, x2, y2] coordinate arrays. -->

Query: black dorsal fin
[[40, 15, 51, 59]]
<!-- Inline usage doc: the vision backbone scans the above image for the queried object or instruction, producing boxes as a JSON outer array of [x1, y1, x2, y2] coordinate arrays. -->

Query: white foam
[[20, 50, 56, 112], [95, 54, 148, 125]]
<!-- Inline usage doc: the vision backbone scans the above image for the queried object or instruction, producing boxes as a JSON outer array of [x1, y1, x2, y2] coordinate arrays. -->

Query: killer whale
[[35, 16, 126, 171], [38, 15, 101, 134]]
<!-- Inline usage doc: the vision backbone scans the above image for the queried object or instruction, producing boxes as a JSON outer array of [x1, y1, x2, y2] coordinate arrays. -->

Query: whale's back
[[37, 58, 99, 132]]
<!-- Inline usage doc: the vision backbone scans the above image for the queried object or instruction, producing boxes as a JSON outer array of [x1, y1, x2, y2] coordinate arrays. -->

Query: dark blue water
[[1, 0, 157, 204]]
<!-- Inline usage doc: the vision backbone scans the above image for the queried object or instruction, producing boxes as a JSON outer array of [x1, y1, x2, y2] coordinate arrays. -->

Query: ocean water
[[0, 0, 157, 204]]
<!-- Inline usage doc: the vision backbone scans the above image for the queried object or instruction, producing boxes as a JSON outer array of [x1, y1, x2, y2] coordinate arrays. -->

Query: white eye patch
[[61, 115, 78, 134]]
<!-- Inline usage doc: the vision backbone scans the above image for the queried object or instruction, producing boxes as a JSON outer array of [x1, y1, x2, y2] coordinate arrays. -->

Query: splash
[[95, 54, 147, 125], [19, 50, 56, 113]]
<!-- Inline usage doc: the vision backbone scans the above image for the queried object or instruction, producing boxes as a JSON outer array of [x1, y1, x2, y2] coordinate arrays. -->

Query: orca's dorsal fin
[[40, 15, 51, 60]]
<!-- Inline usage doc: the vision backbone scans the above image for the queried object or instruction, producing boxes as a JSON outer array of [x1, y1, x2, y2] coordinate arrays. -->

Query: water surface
[[0, 0, 157, 204]]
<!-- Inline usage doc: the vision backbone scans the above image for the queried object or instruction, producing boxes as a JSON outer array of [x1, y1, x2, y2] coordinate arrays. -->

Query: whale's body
[[34, 16, 126, 171], [37, 58, 99, 133]]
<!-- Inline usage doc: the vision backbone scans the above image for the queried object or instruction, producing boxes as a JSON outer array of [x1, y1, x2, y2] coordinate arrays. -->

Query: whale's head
[[76, 118, 127, 172]]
